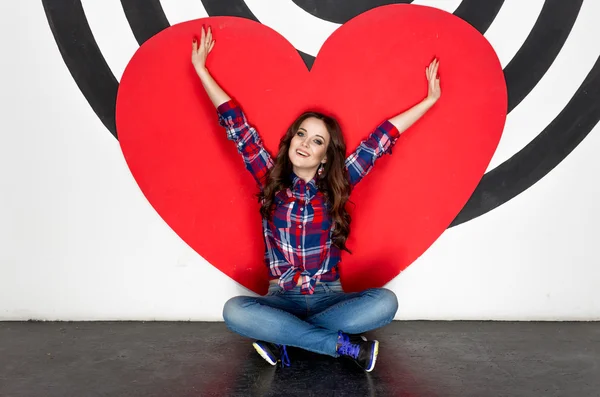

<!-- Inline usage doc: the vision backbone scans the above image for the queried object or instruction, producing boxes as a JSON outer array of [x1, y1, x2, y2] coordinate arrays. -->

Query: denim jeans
[[222, 280, 398, 357]]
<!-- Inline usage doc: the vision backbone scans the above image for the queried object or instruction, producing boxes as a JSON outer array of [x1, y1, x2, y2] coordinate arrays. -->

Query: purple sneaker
[[336, 331, 379, 372]]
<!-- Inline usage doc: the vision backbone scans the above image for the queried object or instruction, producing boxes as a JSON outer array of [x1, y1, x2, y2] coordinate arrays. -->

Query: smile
[[296, 149, 310, 157]]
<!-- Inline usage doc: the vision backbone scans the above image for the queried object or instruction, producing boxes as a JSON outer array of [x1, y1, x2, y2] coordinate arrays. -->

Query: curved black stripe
[[451, 55, 600, 227], [504, 0, 583, 113], [41, 0, 119, 138], [291, 0, 413, 25], [453, 0, 504, 34], [200, 0, 315, 69], [292, 0, 503, 34], [201, 0, 260, 22], [252, 0, 506, 69], [120, 0, 170, 45]]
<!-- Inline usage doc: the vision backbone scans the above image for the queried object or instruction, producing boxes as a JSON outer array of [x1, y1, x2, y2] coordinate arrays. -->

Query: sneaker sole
[[365, 340, 379, 372], [252, 342, 277, 366]]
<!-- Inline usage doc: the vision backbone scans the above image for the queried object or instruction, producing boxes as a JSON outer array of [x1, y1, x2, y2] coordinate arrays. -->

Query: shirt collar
[[290, 171, 319, 199]]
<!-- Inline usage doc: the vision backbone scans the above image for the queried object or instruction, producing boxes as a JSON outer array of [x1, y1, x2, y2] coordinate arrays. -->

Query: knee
[[222, 296, 250, 326], [369, 288, 398, 319]]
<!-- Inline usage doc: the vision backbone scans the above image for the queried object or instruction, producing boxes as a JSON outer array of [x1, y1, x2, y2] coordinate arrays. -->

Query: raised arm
[[345, 58, 441, 187], [388, 59, 441, 132], [192, 26, 230, 108], [192, 26, 273, 188]]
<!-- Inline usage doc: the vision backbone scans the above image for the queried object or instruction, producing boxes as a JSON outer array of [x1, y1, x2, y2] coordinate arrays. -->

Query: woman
[[192, 26, 441, 372]]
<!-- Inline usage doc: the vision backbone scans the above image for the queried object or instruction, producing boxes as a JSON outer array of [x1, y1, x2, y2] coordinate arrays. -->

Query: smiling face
[[288, 117, 331, 177]]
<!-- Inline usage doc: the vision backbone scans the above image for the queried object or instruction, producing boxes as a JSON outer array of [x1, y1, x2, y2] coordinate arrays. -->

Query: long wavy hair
[[257, 112, 352, 253]]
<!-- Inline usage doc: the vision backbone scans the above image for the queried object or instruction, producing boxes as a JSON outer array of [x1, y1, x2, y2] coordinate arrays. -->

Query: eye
[[314, 139, 323, 145], [296, 131, 304, 137]]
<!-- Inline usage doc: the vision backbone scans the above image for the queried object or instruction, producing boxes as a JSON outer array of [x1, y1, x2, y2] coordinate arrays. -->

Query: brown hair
[[257, 112, 352, 253]]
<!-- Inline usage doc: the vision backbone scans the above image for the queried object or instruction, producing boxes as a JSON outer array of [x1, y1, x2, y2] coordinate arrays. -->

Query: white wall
[[0, 1, 598, 321]]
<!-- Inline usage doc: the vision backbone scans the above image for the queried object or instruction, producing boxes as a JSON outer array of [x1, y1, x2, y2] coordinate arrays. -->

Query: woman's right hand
[[192, 26, 215, 72]]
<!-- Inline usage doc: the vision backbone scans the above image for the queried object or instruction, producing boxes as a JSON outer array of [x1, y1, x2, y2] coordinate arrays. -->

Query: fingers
[[206, 26, 213, 51], [426, 58, 439, 82], [195, 25, 214, 53], [425, 58, 441, 99]]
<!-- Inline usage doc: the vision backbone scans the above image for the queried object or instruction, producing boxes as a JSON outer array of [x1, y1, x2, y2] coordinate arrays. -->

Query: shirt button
[[299, 225, 303, 229], [300, 207, 304, 211], [297, 245, 301, 249]]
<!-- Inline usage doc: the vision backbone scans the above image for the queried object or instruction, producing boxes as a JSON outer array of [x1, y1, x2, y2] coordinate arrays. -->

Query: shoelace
[[337, 332, 360, 359], [277, 344, 291, 367]]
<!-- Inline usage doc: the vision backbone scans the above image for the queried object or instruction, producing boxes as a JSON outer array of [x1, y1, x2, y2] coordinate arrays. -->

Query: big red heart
[[116, 5, 506, 294]]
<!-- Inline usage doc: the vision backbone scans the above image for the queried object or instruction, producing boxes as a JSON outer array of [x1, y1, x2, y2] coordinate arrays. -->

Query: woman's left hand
[[426, 58, 441, 103]]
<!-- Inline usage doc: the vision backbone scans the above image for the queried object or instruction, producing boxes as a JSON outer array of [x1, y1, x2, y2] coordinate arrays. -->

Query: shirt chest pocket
[[271, 197, 294, 229]]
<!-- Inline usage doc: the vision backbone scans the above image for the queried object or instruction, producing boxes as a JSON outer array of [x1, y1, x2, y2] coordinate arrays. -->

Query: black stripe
[[290, 0, 413, 25], [453, 0, 504, 34], [504, 0, 583, 112], [451, 55, 600, 227], [41, 0, 119, 138], [271, 1, 506, 68], [120, 0, 170, 45], [200, 0, 315, 69], [201, 0, 260, 22]]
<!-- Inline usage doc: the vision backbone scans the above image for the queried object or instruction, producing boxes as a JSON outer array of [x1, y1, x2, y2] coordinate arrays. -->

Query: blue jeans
[[222, 280, 398, 357]]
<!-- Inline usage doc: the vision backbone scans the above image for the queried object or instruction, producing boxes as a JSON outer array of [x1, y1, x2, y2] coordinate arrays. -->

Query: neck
[[292, 166, 317, 183]]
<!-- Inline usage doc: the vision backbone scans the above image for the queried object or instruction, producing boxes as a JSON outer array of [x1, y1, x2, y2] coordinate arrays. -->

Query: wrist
[[195, 66, 209, 77], [423, 96, 437, 107]]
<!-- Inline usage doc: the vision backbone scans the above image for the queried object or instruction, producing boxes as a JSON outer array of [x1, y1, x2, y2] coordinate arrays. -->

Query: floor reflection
[[199, 331, 437, 396]]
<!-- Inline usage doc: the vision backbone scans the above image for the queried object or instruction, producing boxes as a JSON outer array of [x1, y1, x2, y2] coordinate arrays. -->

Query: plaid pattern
[[217, 100, 399, 294]]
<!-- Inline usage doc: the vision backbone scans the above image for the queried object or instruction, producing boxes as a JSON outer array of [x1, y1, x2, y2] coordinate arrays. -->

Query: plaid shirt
[[217, 100, 400, 294]]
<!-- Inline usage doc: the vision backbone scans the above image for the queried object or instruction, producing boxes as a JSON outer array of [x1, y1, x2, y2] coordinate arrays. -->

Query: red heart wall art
[[116, 5, 507, 294]]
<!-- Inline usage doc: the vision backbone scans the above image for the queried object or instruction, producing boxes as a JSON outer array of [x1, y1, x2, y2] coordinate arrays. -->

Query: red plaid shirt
[[217, 100, 400, 294]]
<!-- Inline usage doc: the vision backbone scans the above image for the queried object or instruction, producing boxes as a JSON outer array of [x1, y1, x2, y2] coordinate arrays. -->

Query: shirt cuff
[[216, 99, 237, 114], [379, 119, 400, 141], [216, 99, 244, 127]]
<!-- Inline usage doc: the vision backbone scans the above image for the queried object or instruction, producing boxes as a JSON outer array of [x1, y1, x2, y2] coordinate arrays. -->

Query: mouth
[[296, 149, 310, 158]]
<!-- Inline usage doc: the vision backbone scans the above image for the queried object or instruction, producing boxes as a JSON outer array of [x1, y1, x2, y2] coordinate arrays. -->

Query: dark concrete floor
[[0, 321, 598, 397]]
